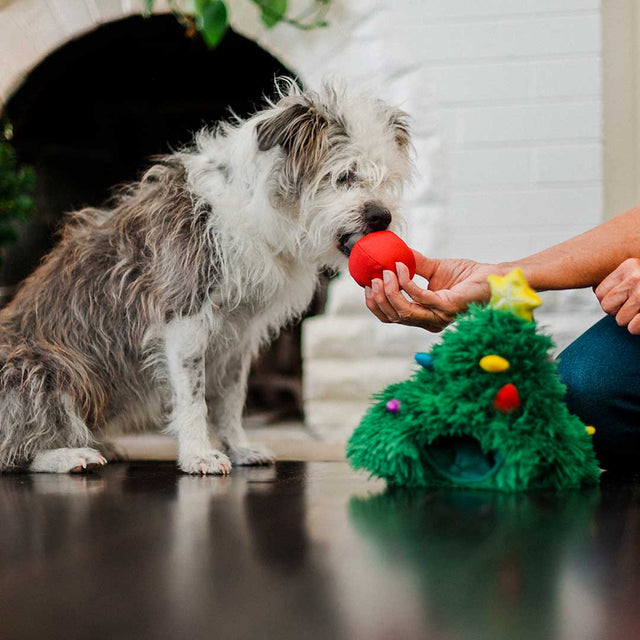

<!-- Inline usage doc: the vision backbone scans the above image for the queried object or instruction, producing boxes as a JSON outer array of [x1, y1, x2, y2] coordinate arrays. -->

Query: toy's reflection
[[350, 486, 600, 640]]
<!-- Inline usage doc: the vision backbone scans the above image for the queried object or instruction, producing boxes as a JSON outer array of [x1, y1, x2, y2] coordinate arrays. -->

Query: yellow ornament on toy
[[479, 354, 510, 373], [487, 268, 541, 321]]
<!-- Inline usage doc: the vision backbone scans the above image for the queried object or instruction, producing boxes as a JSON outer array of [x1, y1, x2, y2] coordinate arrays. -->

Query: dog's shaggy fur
[[0, 81, 412, 474]]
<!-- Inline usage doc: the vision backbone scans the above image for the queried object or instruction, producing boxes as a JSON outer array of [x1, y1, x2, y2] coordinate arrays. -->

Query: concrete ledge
[[304, 399, 372, 441], [108, 423, 346, 463], [303, 314, 439, 359], [303, 357, 414, 402]]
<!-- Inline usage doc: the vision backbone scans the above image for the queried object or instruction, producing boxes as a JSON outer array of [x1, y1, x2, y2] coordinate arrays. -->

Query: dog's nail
[[365, 286, 372, 298]]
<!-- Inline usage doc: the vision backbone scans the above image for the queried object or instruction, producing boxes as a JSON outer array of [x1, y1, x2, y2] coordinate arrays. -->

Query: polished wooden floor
[[1, 461, 639, 640]]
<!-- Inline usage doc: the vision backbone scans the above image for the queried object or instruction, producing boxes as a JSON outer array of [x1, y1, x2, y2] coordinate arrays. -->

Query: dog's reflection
[[0, 462, 345, 639]]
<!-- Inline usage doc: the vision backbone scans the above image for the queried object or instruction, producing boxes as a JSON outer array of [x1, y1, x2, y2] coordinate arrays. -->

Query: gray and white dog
[[0, 80, 412, 474]]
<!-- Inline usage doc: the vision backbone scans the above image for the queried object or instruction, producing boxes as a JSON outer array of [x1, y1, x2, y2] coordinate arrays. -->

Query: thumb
[[412, 250, 438, 279]]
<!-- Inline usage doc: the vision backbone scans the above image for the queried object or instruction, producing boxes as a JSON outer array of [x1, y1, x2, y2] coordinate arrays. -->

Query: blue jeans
[[557, 315, 640, 473]]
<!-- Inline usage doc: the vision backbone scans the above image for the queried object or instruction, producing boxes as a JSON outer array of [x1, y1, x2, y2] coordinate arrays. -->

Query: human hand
[[594, 258, 640, 334], [364, 250, 506, 332]]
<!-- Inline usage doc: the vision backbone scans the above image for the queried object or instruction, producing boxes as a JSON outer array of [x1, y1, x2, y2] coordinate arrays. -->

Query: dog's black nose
[[364, 202, 392, 231]]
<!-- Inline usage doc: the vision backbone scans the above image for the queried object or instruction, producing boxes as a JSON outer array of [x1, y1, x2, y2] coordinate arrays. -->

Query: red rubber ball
[[348, 230, 416, 287]]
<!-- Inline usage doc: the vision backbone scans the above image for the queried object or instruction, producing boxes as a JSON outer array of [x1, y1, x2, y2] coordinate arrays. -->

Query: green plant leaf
[[142, 0, 155, 17], [259, 0, 287, 28], [195, 0, 229, 48], [0, 225, 19, 244]]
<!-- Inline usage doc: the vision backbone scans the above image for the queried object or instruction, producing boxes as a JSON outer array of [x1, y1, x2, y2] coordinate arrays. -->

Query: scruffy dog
[[0, 81, 412, 474]]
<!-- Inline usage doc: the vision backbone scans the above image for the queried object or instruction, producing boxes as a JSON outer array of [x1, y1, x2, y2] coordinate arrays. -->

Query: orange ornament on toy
[[348, 231, 416, 287]]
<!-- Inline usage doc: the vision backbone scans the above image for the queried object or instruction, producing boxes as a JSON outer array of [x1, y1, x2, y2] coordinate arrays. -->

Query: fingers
[[594, 259, 640, 333], [365, 284, 395, 324], [370, 277, 401, 323], [363, 270, 450, 332], [595, 258, 640, 304], [600, 285, 631, 316], [395, 262, 442, 306], [614, 296, 640, 328], [628, 314, 640, 335]]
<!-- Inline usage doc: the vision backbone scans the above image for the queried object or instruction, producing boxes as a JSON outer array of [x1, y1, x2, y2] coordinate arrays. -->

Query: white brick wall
[[419, 2, 603, 269]]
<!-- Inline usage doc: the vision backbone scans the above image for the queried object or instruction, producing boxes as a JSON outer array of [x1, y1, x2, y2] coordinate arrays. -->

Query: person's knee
[[556, 347, 609, 423], [557, 320, 640, 472]]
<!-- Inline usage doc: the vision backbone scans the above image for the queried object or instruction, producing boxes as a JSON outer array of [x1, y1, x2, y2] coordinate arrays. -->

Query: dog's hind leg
[[163, 317, 231, 475], [0, 386, 104, 473], [206, 350, 275, 467], [30, 447, 107, 473]]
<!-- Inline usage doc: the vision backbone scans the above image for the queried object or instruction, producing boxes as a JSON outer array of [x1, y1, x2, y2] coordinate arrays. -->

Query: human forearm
[[503, 207, 640, 291]]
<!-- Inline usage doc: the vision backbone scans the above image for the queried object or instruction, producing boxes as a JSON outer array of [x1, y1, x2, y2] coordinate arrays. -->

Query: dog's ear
[[256, 102, 328, 194], [388, 109, 410, 149]]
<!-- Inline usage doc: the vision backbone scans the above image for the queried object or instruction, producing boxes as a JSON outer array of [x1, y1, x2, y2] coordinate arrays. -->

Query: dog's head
[[255, 80, 413, 266]]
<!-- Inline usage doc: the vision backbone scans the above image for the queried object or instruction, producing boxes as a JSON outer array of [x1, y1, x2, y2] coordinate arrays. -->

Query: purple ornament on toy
[[386, 399, 401, 413]]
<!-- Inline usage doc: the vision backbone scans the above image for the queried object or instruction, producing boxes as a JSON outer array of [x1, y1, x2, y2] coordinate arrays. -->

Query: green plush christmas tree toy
[[347, 268, 600, 491]]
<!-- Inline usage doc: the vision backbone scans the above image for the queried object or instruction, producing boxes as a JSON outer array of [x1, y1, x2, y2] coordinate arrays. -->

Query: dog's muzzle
[[338, 202, 393, 257], [338, 232, 365, 257]]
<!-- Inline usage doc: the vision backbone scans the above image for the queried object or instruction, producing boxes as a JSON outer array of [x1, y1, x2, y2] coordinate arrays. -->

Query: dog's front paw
[[179, 450, 232, 475], [227, 444, 275, 467]]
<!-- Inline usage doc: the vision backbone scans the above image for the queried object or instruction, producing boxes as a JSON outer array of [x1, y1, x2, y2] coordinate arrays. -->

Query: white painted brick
[[0, 19, 39, 100], [303, 316, 439, 360], [460, 101, 601, 143], [526, 0, 600, 12], [12, 0, 68, 64], [48, 0, 97, 36], [304, 400, 370, 441], [534, 145, 602, 182], [303, 358, 415, 402], [532, 58, 601, 98], [382, 0, 530, 22], [435, 110, 461, 146], [451, 148, 532, 186], [451, 226, 599, 263], [95, 0, 133, 23], [324, 271, 371, 316], [476, 15, 601, 58], [537, 308, 604, 354], [428, 62, 531, 103], [451, 187, 602, 227], [386, 15, 599, 68]]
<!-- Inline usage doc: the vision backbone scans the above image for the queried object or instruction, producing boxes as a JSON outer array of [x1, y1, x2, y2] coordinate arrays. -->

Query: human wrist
[[496, 261, 544, 291]]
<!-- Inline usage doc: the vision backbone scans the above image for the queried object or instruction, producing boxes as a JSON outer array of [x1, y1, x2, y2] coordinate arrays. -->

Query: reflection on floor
[[1, 462, 639, 640]]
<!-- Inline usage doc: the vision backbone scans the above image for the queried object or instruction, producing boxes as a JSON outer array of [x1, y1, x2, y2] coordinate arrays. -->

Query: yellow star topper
[[487, 268, 542, 321]]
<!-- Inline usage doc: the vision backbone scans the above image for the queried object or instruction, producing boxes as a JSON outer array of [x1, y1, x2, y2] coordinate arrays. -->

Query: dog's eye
[[336, 171, 357, 188]]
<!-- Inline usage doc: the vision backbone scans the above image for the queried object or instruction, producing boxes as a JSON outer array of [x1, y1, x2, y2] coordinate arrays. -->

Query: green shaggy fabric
[[347, 305, 600, 491]]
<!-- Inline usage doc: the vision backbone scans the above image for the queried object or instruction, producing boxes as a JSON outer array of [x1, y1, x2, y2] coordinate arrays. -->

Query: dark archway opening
[[3, 14, 320, 423]]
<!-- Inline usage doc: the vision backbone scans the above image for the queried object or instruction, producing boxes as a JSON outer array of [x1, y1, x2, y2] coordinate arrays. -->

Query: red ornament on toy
[[493, 383, 521, 413], [348, 231, 416, 287]]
